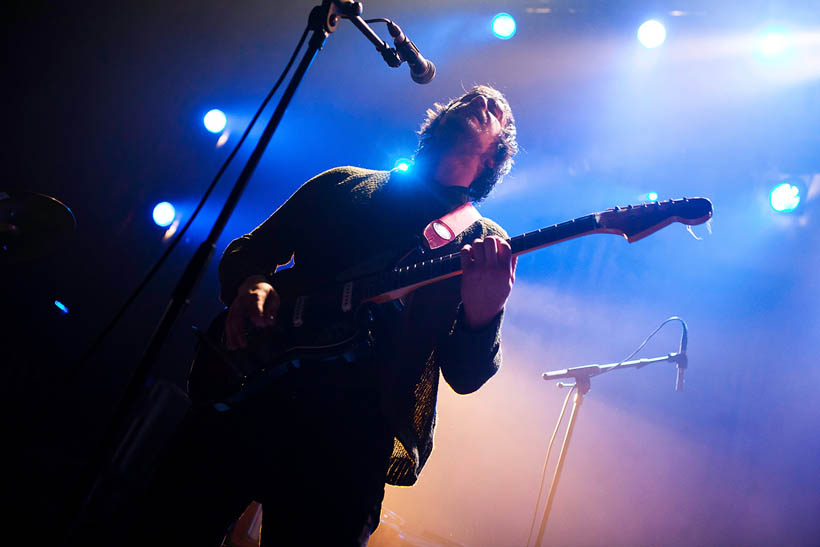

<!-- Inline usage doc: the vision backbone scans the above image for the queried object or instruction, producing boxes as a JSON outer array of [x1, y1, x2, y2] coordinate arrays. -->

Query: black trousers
[[131, 358, 393, 546]]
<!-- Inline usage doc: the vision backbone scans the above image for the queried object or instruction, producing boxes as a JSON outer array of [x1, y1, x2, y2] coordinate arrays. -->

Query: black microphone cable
[[68, 23, 312, 380], [607, 316, 688, 376]]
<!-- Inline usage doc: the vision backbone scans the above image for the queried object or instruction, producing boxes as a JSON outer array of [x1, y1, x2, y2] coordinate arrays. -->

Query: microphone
[[387, 21, 436, 84], [675, 319, 688, 391]]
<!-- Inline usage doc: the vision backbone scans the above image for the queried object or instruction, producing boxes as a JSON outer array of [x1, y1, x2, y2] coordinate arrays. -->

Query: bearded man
[[136, 84, 518, 546]]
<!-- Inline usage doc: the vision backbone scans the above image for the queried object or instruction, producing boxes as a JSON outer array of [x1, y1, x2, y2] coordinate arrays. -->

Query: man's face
[[435, 90, 510, 166]]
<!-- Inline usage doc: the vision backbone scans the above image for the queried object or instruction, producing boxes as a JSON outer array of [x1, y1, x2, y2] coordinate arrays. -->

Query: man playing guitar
[[135, 85, 518, 546]]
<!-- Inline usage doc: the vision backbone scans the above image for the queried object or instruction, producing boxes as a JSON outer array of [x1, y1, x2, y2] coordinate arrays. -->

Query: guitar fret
[[510, 215, 597, 254]]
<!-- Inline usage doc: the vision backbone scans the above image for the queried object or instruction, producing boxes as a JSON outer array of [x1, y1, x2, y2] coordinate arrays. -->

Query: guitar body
[[188, 268, 379, 406]]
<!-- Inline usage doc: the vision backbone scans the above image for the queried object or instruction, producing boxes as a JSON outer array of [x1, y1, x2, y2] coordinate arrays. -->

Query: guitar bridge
[[292, 296, 305, 327]]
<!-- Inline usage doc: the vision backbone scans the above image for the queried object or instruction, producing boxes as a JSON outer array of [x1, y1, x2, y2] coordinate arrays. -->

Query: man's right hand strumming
[[225, 275, 280, 350]]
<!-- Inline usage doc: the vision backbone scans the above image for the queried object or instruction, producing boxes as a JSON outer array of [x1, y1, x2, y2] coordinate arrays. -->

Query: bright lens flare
[[153, 201, 176, 227], [756, 31, 790, 59], [394, 159, 413, 172], [770, 183, 800, 212], [204, 109, 227, 133], [637, 20, 666, 48], [647, 192, 659, 201], [492, 13, 516, 40]]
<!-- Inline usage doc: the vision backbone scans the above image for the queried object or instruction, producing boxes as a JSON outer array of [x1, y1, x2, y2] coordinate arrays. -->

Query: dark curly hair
[[415, 85, 518, 201]]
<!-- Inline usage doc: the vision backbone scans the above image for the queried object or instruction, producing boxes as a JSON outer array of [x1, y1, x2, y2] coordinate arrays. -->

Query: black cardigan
[[218, 166, 506, 485]]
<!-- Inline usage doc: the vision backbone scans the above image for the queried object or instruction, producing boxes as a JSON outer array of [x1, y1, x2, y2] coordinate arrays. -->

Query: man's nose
[[468, 95, 488, 110]]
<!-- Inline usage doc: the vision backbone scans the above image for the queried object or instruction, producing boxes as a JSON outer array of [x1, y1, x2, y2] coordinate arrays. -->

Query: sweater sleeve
[[436, 304, 503, 394], [434, 218, 508, 394], [217, 168, 349, 305]]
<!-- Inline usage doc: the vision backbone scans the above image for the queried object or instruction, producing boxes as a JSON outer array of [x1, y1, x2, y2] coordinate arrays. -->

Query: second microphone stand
[[533, 351, 685, 547]]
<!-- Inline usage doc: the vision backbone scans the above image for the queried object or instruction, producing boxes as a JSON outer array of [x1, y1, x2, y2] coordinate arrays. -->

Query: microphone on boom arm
[[387, 21, 436, 84]]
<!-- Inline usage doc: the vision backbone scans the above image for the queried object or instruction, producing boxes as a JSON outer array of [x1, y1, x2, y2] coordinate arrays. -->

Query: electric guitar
[[188, 197, 712, 406]]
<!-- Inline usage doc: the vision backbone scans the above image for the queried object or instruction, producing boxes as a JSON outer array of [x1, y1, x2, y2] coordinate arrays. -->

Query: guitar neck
[[508, 212, 600, 255], [365, 213, 601, 303]]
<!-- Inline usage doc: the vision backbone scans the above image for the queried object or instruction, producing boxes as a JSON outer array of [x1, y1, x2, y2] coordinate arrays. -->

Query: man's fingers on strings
[[262, 294, 277, 327], [471, 238, 487, 266], [249, 298, 268, 327], [460, 244, 473, 269], [497, 237, 513, 270], [484, 236, 501, 267]]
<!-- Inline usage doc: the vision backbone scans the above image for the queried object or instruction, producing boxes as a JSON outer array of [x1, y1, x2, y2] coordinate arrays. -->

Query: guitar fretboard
[[360, 213, 600, 299]]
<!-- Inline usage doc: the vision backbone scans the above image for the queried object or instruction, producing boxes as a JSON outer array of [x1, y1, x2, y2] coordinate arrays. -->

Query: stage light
[[492, 13, 516, 40], [756, 30, 790, 60], [204, 109, 227, 133], [54, 300, 69, 314], [637, 20, 666, 48], [647, 192, 659, 201], [152, 201, 176, 227], [394, 159, 413, 172], [770, 183, 800, 212]]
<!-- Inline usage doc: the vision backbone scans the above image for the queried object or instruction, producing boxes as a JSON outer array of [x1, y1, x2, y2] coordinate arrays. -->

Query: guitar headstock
[[596, 197, 712, 243]]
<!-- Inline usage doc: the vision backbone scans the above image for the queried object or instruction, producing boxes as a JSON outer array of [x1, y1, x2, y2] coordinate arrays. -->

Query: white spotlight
[[637, 20, 666, 49], [152, 201, 176, 227], [492, 13, 517, 40], [770, 183, 800, 212], [204, 109, 227, 133]]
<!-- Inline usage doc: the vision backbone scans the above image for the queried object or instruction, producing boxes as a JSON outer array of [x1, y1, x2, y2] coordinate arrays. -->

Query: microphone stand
[[66, 1, 398, 541], [533, 351, 685, 547]]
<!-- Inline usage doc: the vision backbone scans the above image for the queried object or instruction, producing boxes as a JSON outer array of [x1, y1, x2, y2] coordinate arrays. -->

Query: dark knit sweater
[[218, 166, 506, 486]]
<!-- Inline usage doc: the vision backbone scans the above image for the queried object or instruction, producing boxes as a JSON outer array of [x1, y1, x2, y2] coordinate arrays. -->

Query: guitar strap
[[422, 201, 482, 250]]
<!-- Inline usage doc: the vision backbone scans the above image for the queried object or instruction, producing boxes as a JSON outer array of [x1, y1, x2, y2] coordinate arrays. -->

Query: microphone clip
[[386, 21, 418, 64], [380, 47, 402, 68]]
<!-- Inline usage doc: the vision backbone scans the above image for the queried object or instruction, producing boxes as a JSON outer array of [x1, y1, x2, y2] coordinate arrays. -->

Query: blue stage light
[[54, 300, 69, 314], [152, 201, 176, 227], [394, 159, 413, 172], [637, 20, 666, 48], [647, 192, 659, 201], [492, 13, 516, 40], [770, 183, 800, 212], [204, 109, 227, 133]]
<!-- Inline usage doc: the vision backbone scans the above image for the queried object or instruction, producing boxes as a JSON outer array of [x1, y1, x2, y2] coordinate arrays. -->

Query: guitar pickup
[[341, 281, 353, 312]]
